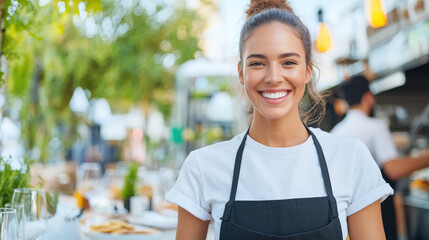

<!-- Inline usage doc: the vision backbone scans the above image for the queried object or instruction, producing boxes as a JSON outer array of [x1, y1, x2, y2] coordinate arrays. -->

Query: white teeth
[[261, 91, 288, 99]]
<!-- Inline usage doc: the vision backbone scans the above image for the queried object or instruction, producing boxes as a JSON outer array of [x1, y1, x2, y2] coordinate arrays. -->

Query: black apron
[[219, 128, 343, 240]]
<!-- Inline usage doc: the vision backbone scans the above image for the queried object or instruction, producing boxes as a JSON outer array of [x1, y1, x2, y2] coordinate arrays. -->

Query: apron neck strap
[[307, 127, 339, 218], [228, 127, 250, 202], [227, 125, 339, 219]]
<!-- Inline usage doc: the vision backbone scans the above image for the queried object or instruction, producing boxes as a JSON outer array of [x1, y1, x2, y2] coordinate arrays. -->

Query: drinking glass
[[159, 167, 177, 200], [5, 203, 25, 240], [75, 162, 102, 209], [0, 208, 19, 240], [102, 168, 123, 199], [12, 188, 48, 240], [76, 162, 102, 194]]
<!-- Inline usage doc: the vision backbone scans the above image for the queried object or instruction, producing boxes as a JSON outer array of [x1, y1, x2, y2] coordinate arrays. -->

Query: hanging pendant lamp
[[315, 9, 333, 53], [365, 0, 388, 28]]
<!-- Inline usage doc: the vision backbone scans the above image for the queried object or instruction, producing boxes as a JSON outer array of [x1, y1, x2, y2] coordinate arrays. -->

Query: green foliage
[[75, 0, 205, 106], [0, 72, 4, 87], [120, 161, 139, 200], [36, 176, 59, 216], [0, 156, 31, 207], [3, 0, 36, 59], [46, 191, 59, 216], [4, 0, 209, 162]]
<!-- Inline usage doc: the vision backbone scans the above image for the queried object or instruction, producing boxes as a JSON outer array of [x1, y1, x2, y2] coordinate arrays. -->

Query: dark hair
[[239, 0, 326, 125], [337, 75, 370, 106]]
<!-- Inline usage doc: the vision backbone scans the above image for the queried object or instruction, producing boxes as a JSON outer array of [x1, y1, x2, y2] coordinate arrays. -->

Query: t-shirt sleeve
[[346, 140, 394, 216], [166, 151, 212, 221], [372, 121, 399, 165]]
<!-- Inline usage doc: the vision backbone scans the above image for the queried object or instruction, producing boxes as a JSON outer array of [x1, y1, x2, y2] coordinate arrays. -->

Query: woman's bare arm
[[347, 199, 386, 240], [176, 207, 210, 240]]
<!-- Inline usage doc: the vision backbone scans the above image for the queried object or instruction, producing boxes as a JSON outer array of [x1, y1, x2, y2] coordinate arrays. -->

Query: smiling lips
[[258, 90, 290, 104]]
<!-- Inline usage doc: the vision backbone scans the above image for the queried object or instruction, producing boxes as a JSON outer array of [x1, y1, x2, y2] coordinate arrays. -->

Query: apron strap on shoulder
[[308, 128, 339, 219]]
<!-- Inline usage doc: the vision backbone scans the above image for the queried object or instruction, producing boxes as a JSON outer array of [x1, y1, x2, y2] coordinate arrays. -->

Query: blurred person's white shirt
[[331, 109, 399, 167]]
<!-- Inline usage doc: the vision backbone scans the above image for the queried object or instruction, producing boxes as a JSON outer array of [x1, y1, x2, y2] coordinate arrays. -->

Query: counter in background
[[403, 193, 429, 240]]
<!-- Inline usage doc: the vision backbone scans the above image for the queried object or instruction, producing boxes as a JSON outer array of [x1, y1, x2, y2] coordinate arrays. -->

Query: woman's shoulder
[[311, 127, 366, 151], [312, 127, 376, 171], [189, 132, 245, 161]]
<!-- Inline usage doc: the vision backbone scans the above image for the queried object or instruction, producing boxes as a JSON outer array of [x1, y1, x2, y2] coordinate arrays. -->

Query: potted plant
[[1, 156, 59, 216], [0, 156, 31, 207], [121, 161, 139, 212]]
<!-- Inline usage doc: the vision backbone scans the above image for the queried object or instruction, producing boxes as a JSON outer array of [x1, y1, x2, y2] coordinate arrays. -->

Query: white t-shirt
[[331, 109, 399, 167], [166, 127, 393, 240]]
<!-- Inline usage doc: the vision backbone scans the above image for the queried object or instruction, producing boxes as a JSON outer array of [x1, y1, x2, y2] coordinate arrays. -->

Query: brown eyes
[[248, 61, 296, 67], [249, 62, 263, 67], [283, 61, 296, 65]]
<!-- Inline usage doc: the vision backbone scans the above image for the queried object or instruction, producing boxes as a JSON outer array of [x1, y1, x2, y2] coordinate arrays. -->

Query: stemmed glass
[[12, 188, 48, 240], [5, 203, 25, 240], [159, 167, 177, 200], [0, 208, 19, 240], [76, 162, 102, 195], [75, 162, 102, 209]]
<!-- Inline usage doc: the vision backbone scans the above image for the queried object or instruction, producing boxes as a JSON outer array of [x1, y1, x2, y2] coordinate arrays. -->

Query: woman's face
[[239, 21, 311, 121]]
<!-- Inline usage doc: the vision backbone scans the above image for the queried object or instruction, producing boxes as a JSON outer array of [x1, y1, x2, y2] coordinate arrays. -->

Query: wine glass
[[76, 162, 102, 194], [0, 208, 19, 240], [5, 203, 25, 240], [75, 162, 102, 209], [158, 167, 177, 200], [12, 188, 48, 240]]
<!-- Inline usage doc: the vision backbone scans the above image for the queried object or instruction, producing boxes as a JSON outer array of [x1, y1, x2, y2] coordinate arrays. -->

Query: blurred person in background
[[121, 128, 146, 164], [167, 0, 393, 239], [331, 75, 429, 240]]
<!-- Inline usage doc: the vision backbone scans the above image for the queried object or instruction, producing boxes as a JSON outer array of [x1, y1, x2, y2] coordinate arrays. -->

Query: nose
[[264, 64, 282, 84]]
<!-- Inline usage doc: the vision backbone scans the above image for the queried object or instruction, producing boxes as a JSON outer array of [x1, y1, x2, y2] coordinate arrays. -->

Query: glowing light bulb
[[316, 23, 333, 53], [315, 9, 333, 53], [365, 0, 388, 28]]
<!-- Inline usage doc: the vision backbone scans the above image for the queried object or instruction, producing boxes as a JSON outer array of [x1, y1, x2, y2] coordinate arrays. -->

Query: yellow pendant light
[[365, 0, 388, 28], [315, 9, 333, 53]]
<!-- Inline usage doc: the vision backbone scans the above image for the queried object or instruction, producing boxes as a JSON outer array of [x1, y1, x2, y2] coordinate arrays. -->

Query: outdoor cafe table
[[46, 195, 214, 240]]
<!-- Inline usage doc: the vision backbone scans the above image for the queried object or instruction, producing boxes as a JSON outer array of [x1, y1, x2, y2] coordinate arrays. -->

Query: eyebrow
[[246, 52, 301, 59]]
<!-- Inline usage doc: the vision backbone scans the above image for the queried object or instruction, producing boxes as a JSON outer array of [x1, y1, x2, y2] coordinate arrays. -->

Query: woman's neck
[[248, 112, 310, 148]]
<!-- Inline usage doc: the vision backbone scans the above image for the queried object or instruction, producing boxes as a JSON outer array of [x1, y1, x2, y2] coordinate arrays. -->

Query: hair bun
[[246, 0, 294, 18]]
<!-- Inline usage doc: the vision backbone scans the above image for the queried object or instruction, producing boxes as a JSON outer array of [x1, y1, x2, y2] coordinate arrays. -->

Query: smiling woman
[[167, 1, 393, 240], [239, 1, 325, 127], [239, 22, 311, 124]]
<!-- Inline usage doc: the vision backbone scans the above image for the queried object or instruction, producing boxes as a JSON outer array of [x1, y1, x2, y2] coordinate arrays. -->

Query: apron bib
[[219, 128, 343, 240]]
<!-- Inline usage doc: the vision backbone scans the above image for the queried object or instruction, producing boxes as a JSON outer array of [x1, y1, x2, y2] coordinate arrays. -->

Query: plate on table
[[127, 211, 178, 229], [156, 201, 178, 218], [81, 217, 162, 240]]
